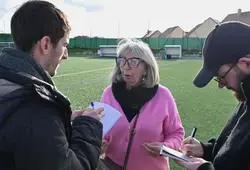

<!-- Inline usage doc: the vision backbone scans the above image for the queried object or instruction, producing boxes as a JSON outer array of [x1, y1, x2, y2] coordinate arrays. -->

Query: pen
[[190, 127, 197, 138], [183, 127, 197, 156], [91, 102, 94, 109], [90, 102, 105, 118]]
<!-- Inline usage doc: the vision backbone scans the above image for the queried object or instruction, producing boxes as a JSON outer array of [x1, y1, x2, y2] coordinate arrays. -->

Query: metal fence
[[0, 34, 205, 50]]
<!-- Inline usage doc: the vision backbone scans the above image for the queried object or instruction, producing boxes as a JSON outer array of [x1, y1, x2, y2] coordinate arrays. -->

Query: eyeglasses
[[214, 54, 250, 84], [116, 57, 142, 68], [214, 62, 237, 84]]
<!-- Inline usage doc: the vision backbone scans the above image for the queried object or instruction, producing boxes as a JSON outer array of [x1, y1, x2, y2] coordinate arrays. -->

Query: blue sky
[[0, 0, 250, 38]]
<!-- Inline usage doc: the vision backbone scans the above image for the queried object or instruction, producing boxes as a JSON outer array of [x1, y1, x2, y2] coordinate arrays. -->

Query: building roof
[[142, 30, 162, 38], [221, 10, 250, 25], [184, 17, 219, 37], [159, 26, 179, 37], [184, 24, 202, 37], [150, 30, 162, 37], [142, 30, 153, 38], [212, 18, 220, 23]]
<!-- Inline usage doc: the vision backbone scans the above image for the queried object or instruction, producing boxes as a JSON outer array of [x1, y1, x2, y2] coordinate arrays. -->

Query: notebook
[[89, 101, 123, 136], [160, 145, 190, 162]]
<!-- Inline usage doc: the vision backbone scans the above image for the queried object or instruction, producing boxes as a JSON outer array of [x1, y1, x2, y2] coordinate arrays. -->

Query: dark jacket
[[197, 76, 250, 170], [0, 48, 103, 170]]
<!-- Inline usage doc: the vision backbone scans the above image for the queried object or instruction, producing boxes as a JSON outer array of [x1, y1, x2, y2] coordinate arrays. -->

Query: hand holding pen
[[71, 102, 104, 121], [175, 128, 209, 170], [78, 102, 103, 120], [180, 127, 204, 158]]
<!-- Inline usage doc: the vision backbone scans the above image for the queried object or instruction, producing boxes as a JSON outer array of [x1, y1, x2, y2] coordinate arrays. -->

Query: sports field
[[53, 56, 238, 169]]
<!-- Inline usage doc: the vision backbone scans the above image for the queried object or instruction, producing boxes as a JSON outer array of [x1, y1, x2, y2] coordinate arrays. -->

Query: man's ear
[[237, 57, 250, 73], [39, 36, 52, 55]]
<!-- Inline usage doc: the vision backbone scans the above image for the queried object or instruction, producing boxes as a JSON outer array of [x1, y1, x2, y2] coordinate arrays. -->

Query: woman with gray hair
[[99, 38, 184, 170]]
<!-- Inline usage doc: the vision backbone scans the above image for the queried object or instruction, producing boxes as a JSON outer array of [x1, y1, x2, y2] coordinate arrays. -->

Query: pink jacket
[[101, 84, 184, 170]]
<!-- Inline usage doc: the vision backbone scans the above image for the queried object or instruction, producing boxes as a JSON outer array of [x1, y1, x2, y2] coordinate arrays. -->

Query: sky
[[0, 0, 250, 38]]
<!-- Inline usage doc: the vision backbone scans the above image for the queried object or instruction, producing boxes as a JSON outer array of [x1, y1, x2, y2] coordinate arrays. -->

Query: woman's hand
[[101, 140, 109, 154], [142, 142, 163, 157]]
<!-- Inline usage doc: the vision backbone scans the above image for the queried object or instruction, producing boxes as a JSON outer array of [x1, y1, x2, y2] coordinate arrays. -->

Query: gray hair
[[110, 38, 159, 88]]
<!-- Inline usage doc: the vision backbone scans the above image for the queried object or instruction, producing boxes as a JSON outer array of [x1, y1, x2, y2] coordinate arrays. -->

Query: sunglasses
[[116, 57, 142, 68]]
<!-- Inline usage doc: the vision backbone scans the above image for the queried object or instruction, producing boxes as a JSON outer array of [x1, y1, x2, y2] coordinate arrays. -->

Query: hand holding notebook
[[160, 145, 190, 162], [160, 127, 198, 162]]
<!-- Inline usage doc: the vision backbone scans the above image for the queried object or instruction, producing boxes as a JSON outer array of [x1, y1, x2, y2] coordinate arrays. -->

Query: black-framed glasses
[[116, 57, 142, 68], [214, 61, 237, 84]]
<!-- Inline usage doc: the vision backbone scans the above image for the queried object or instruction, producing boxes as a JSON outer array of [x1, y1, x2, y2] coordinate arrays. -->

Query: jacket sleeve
[[12, 102, 103, 170], [200, 138, 216, 161], [162, 90, 185, 150], [197, 162, 215, 170]]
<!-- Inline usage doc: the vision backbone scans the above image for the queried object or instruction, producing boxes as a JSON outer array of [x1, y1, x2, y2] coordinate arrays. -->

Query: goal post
[[98, 45, 117, 57], [0, 42, 15, 52], [164, 45, 182, 59]]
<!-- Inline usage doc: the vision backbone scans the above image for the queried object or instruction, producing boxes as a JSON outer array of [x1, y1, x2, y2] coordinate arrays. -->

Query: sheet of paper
[[89, 101, 123, 136], [160, 145, 190, 162]]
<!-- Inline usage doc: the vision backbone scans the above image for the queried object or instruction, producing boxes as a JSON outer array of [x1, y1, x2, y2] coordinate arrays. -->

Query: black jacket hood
[[0, 67, 72, 131]]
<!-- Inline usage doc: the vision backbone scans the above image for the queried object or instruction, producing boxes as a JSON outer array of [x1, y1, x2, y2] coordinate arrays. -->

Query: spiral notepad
[[160, 145, 190, 162], [89, 101, 123, 136]]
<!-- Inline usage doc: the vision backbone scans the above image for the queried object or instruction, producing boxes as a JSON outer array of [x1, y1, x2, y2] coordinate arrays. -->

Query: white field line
[[54, 67, 114, 78], [57, 60, 188, 93], [158, 60, 186, 68]]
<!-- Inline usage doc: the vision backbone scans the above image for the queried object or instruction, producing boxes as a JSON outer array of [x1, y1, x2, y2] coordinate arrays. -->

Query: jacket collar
[[0, 47, 54, 86], [241, 75, 250, 103], [0, 67, 71, 110], [0, 68, 72, 140]]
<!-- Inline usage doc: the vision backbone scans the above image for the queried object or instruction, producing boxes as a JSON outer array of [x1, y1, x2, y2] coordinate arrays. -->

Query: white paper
[[89, 101, 123, 136], [160, 145, 190, 162]]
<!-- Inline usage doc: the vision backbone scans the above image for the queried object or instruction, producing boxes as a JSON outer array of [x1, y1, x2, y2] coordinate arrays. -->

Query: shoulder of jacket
[[104, 85, 112, 92], [157, 84, 173, 96], [102, 85, 112, 96], [0, 79, 23, 96]]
